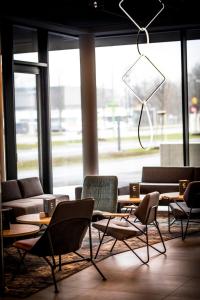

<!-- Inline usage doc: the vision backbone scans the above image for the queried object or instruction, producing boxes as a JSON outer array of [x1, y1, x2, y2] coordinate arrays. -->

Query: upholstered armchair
[[168, 181, 200, 240], [93, 192, 166, 263], [81, 175, 118, 221], [13, 198, 106, 293]]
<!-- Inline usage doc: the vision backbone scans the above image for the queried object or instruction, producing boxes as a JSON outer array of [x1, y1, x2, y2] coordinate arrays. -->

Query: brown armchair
[[93, 192, 166, 263], [13, 198, 106, 293]]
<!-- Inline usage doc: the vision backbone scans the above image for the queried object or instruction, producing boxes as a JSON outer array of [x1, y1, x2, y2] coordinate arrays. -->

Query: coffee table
[[160, 192, 183, 203], [118, 194, 145, 205], [16, 213, 51, 225], [117, 195, 145, 212], [2, 224, 39, 238]]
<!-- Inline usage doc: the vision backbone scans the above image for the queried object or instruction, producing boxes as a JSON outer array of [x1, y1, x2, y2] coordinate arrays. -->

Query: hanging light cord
[[137, 103, 144, 149], [137, 102, 154, 150], [119, 0, 165, 150], [136, 30, 153, 150]]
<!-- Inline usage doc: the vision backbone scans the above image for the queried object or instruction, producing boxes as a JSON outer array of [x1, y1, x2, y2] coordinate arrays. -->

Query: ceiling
[[1, 0, 200, 37]]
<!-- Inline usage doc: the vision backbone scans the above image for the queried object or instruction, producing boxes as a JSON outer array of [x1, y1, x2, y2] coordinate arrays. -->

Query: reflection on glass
[[96, 42, 183, 184], [49, 38, 82, 190], [14, 73, 39, 178], [187, 39, 200, 166]]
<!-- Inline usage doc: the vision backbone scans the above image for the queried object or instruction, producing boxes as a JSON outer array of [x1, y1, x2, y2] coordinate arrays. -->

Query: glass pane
[[14, 73, 39, 178], [13, 26, 38, 62], [96, 41, 182, 185], [187, 39, 200, 166], [49, 33, 82, 193]]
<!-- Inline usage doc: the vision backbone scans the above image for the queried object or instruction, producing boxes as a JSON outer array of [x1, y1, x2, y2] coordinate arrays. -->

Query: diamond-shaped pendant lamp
[[122, 54, 165, 104], [119, 0, 165, 149]]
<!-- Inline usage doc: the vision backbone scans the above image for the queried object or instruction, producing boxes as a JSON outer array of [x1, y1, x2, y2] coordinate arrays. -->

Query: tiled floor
[[2, 232, 200, 300]]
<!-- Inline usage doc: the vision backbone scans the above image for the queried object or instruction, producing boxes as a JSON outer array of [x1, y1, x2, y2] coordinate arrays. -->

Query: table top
[[118, 194, 145, 204], [118, 192, 184, 204], [160, 192, 184, 201], [102, 211, 130, 218], [16, 214, 51, 225], [2, 224, 40, 238]]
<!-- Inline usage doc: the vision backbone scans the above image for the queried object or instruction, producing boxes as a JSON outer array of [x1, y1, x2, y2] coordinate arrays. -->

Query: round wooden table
[[16, 213, 51, 225], [2, 224, 40, 238]]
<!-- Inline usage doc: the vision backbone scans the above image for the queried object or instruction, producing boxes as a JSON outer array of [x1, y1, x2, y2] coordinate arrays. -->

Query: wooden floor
[[3, 232, 200, 300]]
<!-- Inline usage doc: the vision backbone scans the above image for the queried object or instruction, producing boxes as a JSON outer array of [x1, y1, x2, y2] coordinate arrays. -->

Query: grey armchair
[[81, 175, 118, 221]]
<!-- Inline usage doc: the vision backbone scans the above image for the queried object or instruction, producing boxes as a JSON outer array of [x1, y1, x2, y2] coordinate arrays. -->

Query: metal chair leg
[[88, 224, 106, 280], [154, 221, 166, 253], [43, 256, 58, 293], [94, 218, 111, 259], [59, 255, 62, 271], [181, 219, 184, 240], [122, 239, 149, 264], [110, 239, 117, 252], [183, 210, 192, 240]]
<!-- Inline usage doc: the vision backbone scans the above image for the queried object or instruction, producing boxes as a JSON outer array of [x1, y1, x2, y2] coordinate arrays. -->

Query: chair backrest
[[30, 198, 94, 256], [184, 181, 200, 208], [81, 176, 118, 213], [134, 192, 160, 225]]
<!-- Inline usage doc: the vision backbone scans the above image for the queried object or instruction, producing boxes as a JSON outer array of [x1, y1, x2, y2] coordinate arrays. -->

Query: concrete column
[[79, 34, 99, 177]]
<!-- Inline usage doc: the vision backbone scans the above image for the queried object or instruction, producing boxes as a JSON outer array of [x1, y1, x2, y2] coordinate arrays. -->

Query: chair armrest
[[101, 212, 129, 218]]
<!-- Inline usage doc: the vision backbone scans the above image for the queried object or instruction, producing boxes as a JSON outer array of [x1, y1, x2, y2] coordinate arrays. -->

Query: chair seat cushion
[[2, 198, 44, 217], [170, 202, 200, 219], [92, 219, 146, 241], [13, 237, 40, 251]]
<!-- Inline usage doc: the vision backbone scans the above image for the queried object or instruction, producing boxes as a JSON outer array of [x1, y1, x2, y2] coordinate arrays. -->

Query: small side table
[[117, 194, 145, 212], [2, 224, 40, 238], [160, 192, 183, 203], [16, 213, 51, 225]]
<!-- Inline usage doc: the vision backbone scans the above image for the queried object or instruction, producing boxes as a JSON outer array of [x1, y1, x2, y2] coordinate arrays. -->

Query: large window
[[187, 38, 200, 165], [48, 34, 82, 190], [14, 72, 40, 178], [96, 41, 183, 184]]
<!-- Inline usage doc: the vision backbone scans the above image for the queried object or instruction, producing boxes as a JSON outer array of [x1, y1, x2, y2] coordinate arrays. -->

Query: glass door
[[14, 71, 40, 178]]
